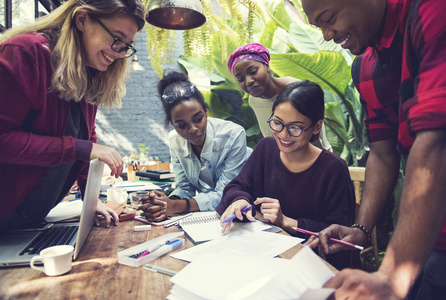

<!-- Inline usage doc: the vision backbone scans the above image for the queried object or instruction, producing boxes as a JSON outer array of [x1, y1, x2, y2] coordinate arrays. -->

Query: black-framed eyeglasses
[[96, 19, 136, 58], [162, 85, 195, 104], [267, 117, 312, 137]]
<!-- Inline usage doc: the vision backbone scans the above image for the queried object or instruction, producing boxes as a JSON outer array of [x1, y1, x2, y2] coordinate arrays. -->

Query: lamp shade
[[146, 0, 206, 30]]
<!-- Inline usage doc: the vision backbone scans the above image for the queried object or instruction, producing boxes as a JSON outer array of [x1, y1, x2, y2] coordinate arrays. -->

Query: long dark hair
[[273, 80, 324, 141], [157, 71, 209, 128], [273, 80, 324, 124]]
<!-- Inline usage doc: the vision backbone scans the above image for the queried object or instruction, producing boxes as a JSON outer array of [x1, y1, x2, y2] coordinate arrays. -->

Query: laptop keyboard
[[20, 226, 78, 255]]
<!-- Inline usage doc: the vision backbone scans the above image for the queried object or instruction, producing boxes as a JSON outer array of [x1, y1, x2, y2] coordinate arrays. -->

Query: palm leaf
[[178, 56, 224, 86], [269, 51, 351, 96], [255, 0, 292, 31], [210, 31, 244, 89]]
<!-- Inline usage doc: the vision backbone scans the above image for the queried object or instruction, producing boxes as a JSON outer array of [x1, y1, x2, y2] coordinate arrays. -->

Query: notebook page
[[178, 212, 272, 244]]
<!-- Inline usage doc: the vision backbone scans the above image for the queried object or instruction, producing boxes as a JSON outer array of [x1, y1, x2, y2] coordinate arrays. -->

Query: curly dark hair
[[157, 71, 209, 128]]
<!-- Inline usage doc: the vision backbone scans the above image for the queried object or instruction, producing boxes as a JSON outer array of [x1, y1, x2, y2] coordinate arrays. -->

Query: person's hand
[[254, 197, 284, 227], [90, 143, 124, 178], [324, 269, 402, 300], [95, 200, 119, 228], [220, 199, 254, 232], [139, 190, 169, 222], [305, 224, 368, 256]]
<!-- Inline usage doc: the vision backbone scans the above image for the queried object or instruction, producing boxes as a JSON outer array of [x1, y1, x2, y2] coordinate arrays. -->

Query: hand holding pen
[[296, 227, 364, 250], [220, 200, 255, 232]]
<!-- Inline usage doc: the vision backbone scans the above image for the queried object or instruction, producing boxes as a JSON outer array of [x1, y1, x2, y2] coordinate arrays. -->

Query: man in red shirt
[[302, 0, 446, 299]]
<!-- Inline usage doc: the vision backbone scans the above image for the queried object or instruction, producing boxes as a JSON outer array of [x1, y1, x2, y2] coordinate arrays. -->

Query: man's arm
[[356, 138, 400, 234], [378, 130, 446, 297], [324, 130, 446, 299]]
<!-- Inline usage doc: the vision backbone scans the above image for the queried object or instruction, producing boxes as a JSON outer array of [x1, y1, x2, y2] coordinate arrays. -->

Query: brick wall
[[96, 28, 182, 162]]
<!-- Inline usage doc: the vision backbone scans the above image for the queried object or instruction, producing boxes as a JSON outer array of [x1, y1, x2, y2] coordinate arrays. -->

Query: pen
[[115, 184, 146, 188], [294, 227, 364, 250], [222, 205, 253, 223], [164, 213, 194, 227], [144, 264, 177, 276]]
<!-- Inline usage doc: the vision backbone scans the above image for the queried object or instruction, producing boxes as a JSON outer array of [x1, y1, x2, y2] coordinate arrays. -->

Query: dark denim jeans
[[415, 249, 446, 300]]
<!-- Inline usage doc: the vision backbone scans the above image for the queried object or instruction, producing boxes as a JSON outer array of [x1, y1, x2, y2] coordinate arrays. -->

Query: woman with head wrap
[[227, 43, 332, 151]]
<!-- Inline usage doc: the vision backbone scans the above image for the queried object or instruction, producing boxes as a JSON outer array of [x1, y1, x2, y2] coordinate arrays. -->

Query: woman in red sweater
[[0, 0, 145, 230]]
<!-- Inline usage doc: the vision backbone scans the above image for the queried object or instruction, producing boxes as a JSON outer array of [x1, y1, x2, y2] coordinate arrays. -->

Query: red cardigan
[[0, 33, 96, 222]]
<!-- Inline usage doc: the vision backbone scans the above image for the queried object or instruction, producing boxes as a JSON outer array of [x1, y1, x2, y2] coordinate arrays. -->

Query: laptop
[[0, 159, 104, 267]]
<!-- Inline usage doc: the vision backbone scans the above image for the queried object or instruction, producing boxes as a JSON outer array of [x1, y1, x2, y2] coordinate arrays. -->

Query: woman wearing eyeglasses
[[216, 81, 355, 269], [227, 43, 332, 152], [138, 71, 251, 222], [0, 0, 145, 230]]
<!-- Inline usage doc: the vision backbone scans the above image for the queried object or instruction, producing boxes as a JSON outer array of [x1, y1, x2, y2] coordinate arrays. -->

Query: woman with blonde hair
[[0, 0, 146, 230]]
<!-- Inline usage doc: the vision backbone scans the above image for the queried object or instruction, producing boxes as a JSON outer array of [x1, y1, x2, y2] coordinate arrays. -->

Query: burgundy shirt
[[0, 33, 96, 222], [352, 0, 446, 249]]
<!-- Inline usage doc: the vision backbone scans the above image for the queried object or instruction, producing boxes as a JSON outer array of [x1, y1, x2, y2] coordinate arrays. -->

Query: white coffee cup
[[30, 245, 74, 276], [107, 187, 128, 204]]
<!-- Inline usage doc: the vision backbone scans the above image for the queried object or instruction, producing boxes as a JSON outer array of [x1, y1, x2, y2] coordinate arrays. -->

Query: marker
[[294, 227, 364, 250], [134, 225, 152, 232], [144, 264, 177, 276], [222, 205, 252, 223], [136, 239, 180, 258]]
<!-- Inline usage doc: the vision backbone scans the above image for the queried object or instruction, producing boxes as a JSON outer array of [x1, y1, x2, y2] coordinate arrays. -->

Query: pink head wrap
[[227, 43, 270, 75]]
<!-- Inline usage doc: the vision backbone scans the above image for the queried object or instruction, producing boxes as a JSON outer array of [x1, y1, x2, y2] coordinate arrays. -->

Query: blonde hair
[[0, 0, 146, 108]]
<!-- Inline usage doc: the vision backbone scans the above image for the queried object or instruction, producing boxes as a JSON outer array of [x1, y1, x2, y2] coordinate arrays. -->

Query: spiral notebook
[[178, 212, 280, 245]]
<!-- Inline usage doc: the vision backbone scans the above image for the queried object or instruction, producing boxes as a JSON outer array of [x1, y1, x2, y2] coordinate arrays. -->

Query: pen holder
[[117, 232, 184, 267]]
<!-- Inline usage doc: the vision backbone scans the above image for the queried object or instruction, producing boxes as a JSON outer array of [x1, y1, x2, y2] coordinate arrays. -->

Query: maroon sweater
[[216, 138, 356, 269], [0, 33, 96, 222]]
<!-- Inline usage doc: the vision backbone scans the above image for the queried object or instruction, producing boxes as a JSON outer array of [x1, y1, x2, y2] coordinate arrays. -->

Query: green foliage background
[[144, 0, 369, 166]]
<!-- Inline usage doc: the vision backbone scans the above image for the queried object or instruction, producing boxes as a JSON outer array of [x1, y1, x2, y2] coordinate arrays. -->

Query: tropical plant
[[143, 0, 369, 166]]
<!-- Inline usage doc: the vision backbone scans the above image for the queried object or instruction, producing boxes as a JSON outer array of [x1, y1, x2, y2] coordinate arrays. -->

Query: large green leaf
[[210, 31, 243, 89], [288, 23, 353, 65], [212, 82, 244, 96], [324, 102, 349, 159], [201, 90, 233, 120], [178, 56, 224, 84], [259, 20, 278, 49], [255, 0, 292, 32], [269, 51, 351, 96]]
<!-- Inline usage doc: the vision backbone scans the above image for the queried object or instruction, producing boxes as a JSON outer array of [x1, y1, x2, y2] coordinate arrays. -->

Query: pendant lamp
[[145, 0, 206, 30]]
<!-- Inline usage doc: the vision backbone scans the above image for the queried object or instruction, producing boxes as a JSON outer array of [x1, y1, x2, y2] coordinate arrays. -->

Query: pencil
[[295, 227, 364, 250]]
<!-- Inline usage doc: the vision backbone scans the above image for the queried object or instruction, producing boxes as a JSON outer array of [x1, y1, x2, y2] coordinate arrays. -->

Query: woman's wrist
[[282, 216, 297, 230]]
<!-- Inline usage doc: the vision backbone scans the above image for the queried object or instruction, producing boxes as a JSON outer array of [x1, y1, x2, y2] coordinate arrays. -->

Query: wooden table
[[0, 219, 325, 299]]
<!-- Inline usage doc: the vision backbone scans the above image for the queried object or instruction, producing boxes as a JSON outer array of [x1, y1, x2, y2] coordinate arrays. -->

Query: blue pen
[[222, 205, 252, 223]]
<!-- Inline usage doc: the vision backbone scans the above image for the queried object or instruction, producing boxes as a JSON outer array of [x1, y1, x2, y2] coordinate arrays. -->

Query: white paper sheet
[[171, 230, 303, 262], [168, 246, 335, 300]]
